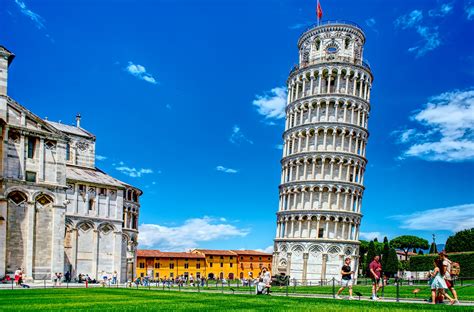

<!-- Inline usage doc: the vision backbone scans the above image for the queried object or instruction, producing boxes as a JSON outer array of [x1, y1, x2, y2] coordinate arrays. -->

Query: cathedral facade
[[0, 46, 141, 282]]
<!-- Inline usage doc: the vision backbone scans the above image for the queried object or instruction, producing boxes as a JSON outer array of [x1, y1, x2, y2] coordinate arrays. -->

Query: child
[[430, 258, 454, 305]]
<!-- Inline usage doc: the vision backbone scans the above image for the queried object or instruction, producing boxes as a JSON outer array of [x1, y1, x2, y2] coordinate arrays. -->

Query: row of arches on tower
[[123, 204, 139, 230], [280, 155, 366, 186], [288, 67, 372, 103], [275, 213, 361, 241], [283, 126, 368, 158], [279, 184, 364, 213], [286, 98, 369, 130]]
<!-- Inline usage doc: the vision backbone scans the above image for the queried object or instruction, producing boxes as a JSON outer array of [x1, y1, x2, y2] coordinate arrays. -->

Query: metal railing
[[302, 20, 364, 34]]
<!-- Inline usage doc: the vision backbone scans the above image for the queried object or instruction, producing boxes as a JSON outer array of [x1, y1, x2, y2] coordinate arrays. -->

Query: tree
[[381, 237, 390, 270], [384, 248, 399, 277], [359, 240, 369, 274], [429, 242, 438, 254], [445, 228, 474, 252], [418, 249, 424, 255], [390, 235, 429, 261], [366, 240, 377, 274]]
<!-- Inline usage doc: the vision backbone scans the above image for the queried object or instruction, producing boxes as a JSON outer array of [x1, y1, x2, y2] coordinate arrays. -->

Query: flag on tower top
[[317, 0, 323, 21]]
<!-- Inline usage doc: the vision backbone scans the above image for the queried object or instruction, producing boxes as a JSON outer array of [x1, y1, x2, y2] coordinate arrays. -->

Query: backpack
[[450, 262, 460, 276]]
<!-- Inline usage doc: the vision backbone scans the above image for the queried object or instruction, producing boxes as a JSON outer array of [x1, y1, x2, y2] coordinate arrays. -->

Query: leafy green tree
[[445, 228, 474, 252], [429, 242, 438, 254], [359, 240, 369, 275], [384, 248, 399, 277], [390, 235, 429, 261]]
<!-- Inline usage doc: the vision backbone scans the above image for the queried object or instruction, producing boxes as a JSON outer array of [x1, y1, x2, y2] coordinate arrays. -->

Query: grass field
[[0, 288, 472, 311], [202, 284, 474, 301]]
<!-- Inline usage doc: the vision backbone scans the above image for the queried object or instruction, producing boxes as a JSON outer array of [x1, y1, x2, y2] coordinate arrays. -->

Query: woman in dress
[[430, 258, 454, 304]]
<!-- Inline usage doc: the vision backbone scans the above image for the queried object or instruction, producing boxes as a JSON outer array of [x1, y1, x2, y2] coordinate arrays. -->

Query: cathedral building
[[0, 46, 141, 282]]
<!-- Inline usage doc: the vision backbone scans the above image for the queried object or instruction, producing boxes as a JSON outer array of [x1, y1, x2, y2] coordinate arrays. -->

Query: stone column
[[71, 228, 78, 278], [286, 252, 292, 276], [25, 201, 35, 279], [51, 205, 66, 280], [302, 252, 309, 285], [92, 229, 99, 279], [310, 74, 314, 96], [0, 199, 7, 276], [321, 254, 328, 282], [39, 138, 45, 182]]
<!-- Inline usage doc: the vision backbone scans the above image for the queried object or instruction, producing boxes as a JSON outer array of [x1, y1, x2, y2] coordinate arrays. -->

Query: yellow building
[[136, 250, 205, 280], [232, 250, 273, 279], [136, 249, 273, 281], [192, 249, 238, 280]]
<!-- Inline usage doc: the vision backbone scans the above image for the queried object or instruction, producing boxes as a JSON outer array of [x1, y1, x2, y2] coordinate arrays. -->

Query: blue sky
[[2, 0, 473, 252]]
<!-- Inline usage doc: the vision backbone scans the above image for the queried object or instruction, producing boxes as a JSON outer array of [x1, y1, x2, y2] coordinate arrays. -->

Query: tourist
[[53, 272, 59, 286], [336, 257, 354, 300], [261, 267, 272, 295], [369, 255, 382, 300], [429, 258, 455, 304], [439, 251, 459, 304], [189, 273, 194, 286], [58, 272, 63, 286], [14, 268, 22, 286], [112, 271, 117, 285], [65, 271, 71, 283]]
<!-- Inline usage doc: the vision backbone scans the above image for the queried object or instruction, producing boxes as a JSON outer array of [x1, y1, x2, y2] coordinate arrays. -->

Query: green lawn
[[201, 284, 474, 301], [0, 288, 471, 311]]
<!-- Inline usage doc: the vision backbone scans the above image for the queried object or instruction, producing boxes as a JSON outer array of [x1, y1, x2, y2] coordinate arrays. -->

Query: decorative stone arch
[[6, 189, 29, 205], [291, 244, 305, 254], [98, 222, 116, 234], [77, 220, 95, 232], [34, 192, 55, 208], [327, 245, 342, 255]]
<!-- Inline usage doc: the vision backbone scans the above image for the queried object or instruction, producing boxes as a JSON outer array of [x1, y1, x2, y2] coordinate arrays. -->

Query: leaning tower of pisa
[[273, 21, 373, 283]]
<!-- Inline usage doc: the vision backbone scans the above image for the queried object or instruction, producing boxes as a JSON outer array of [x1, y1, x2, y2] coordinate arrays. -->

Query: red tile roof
[[137, 250, 204, 259], [192, 249, 238, 256], [231, 250, 273, 256]]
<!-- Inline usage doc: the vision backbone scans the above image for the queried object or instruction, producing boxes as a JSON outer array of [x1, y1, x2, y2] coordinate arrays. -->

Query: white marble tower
[[273, 21, 373, 283]]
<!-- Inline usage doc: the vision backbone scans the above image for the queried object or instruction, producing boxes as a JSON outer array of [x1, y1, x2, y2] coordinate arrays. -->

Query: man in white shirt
[[439, 251, 459, 304]]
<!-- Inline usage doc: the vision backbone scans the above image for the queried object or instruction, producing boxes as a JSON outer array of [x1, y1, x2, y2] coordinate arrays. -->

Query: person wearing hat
[[336, 257, 354, 300], [439, 251, 459, 304]]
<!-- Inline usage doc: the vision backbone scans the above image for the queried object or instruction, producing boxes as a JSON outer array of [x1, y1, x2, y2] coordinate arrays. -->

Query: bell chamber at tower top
[[296, 22, 369, 70]]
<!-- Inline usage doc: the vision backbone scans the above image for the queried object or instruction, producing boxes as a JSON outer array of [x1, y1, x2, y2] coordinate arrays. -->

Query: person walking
[[369, 255, 382, 300], [14, 268, 22, 286], [430, 258, 455, 304], [112, 271, 117, 285], [261, 267, 272, 295], [439, 251, 459, 304], [336, 257, 354, 300]]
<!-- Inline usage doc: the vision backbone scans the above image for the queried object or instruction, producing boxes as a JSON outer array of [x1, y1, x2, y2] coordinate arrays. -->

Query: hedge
[[408, 252, 474, 278]]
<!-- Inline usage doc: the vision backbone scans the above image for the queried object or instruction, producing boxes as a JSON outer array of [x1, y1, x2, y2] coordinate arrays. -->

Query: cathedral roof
[[47, 121, 95, 139], [67, 165, 125, 188]]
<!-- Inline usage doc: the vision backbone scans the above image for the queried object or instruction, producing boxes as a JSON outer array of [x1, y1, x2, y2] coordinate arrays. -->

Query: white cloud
[[253, 87, 287, 120], [396, 88, 474, 161], [14, 0, 45, 29], [138, 216, 249, 251], [395, 10, 423, 29], [466, 2, 474, 20], [255, 245, 274, 254], [429, 3, 454, 17], [95, 155, 107, 161], [125, 62, 157, 84], [359, 232, 386, 241], [394, 9, 443, 57], [229, 125, 253, 145], [392, 204, 474, 232], [116, 166, 153, 178], [274, 144, 283, 150], [216, 165, 238, 174]]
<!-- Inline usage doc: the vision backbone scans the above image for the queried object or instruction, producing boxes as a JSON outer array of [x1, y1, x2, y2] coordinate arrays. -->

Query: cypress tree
[[381, 237, 390, 269], [384, 247, 399, 277], [366, 240, 376, 275], [429, 242, 438, 254]]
